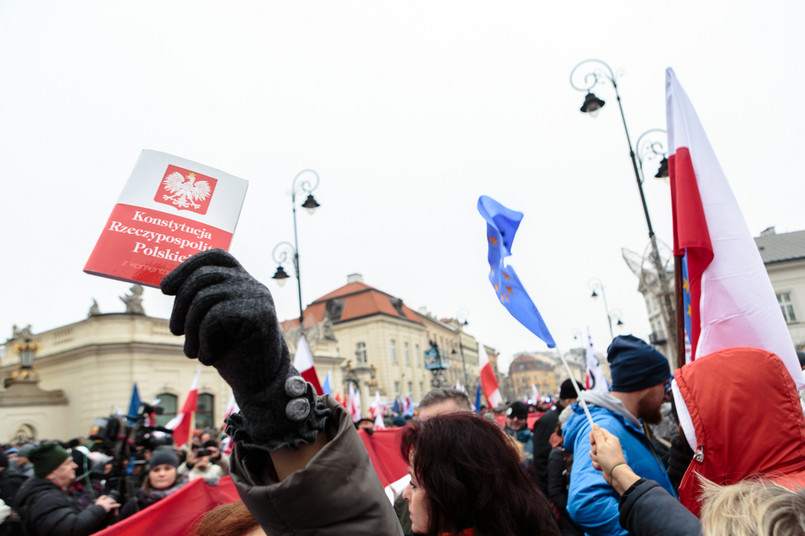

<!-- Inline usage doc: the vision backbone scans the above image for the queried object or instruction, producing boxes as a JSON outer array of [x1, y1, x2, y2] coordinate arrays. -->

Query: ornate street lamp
[[588, 278, 616, 341], [571, 59, 676, 354], [271, 169, 321, 327], [636, 128, 669, 181]]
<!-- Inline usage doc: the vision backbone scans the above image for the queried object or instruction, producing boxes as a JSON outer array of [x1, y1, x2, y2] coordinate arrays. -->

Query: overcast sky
[[1, 1, 803, 375]]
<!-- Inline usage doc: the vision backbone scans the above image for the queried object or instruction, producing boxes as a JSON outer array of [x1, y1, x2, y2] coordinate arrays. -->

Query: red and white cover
[[84, 150, 248, 288]]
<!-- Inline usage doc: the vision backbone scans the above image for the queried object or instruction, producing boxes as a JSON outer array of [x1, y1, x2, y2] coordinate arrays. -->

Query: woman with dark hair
[[400, 413, 560, 536], [119, 446, 186, 520]]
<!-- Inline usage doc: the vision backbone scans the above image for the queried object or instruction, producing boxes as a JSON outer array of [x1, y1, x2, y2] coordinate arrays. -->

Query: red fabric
[[300, 367, 323, 396], [95, 476, 240, 536], [358, 428, 409, 488], [669, 147, 713, 358], [675, 348, 805, 516]]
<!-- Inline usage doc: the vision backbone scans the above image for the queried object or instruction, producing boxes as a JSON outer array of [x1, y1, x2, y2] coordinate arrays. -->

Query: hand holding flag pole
[[477, 195, 593, 426]]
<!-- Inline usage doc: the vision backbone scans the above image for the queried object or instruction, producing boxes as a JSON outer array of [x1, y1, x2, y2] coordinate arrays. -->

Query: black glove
[[161, 249, 329, 451]]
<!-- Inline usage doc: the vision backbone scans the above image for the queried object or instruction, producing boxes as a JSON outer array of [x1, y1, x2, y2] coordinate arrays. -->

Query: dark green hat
[[29, 443, 70, 478]]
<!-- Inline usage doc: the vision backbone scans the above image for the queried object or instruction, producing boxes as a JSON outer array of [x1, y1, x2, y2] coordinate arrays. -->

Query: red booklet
[[84, 150, 248, 288]]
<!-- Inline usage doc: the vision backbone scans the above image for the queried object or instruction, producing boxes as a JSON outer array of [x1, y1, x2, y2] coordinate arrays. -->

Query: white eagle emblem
[[160, 171, 212, 210]]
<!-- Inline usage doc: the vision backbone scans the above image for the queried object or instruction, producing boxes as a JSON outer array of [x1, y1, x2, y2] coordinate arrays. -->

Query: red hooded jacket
[[675, 347, 805, 516]]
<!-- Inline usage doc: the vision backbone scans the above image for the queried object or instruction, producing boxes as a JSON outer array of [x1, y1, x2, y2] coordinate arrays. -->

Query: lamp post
[[451, 310, 470, 389], [570, 59, 676, 354], [588, 278, 619, 341], [271, 169, 321, 327]]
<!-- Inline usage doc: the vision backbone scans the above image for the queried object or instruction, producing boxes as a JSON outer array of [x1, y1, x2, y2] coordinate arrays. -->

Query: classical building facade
[[0, 290, 232, 444], [281, 274, 492, 410], [0, 276, 503, 444], [756, 228, 805, 349]]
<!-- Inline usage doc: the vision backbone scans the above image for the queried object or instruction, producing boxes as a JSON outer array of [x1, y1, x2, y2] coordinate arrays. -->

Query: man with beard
[[562, 335, 674, 536]]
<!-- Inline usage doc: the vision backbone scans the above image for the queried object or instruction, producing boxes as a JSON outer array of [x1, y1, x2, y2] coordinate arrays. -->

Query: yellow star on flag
[[488, 236, 498, 246]]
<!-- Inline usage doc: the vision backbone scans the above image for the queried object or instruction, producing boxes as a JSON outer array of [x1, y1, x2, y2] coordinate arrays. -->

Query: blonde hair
[[699, 478, 805, 536]]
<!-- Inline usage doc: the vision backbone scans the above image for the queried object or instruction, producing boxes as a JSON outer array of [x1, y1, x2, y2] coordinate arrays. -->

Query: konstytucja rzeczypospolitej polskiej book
[[84, 150, 248, 288]]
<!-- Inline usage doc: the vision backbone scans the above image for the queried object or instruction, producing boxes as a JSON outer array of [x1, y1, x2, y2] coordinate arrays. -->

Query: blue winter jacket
[[563, 392, 676, 536]]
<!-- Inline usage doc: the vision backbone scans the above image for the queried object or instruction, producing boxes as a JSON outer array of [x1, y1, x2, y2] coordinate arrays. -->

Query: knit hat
[[559, 379, 584, 400], [506, 401, 528, 419], [149, 446, 179, 470], [18, 443, 35, 459], [30, 443, 71, 478], [608, 335, 671, 392]]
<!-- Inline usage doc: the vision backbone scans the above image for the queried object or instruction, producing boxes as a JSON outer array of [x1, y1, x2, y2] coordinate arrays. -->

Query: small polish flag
[[293, 335, 323, 395], [479, 344, 502, 408], [166, 366, 202, 448]]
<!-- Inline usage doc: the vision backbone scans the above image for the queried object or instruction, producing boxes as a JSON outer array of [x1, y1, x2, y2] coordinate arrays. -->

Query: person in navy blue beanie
[[562, 335, 674, 536]]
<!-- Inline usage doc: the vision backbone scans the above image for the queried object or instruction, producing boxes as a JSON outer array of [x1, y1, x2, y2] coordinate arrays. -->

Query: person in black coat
[[14, 443, 119, 536], [531, 379, 583, 494]]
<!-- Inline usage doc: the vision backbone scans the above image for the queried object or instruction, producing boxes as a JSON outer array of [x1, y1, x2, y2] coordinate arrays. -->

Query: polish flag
[[166, 366, 202, 447], [585, 327, 609, 393], [666, 68, 804, 389], [479, 344, 502, 408], [293, 335, 323, 395], [370, 391, 386, 430], [348, 382, 363, 422]]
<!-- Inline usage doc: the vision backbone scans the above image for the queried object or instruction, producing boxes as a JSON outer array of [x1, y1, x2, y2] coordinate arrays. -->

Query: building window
[[356, 342, 367, 365], [391, 339, 397, 363], [196, 393, 215, 429], [415, 344, 420, 364], [419, 381, 424, 397], [394, 381, 400, 395], [407, 381, 413, 395], [156, 393, 177, 427], [404, 342, 410, 364], [778, 292, 797, 323]]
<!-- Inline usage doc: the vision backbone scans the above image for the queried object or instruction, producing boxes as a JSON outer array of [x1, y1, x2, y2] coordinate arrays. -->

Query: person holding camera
[[15, 443, 119, 536], [119, 445, 186, 520], [178, 442, 225, 484]]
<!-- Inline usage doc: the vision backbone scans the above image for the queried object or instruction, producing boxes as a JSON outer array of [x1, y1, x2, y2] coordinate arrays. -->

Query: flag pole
[[674, 255, 686, 369], [554, 344, 595, 428]]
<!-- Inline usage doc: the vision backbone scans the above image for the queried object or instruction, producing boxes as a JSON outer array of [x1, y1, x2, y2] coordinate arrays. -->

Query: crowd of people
[[0, 426, 233, 535], [3, 247, 805, 535]]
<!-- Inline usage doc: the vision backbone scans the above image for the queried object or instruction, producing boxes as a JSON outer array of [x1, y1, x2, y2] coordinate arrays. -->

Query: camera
[[107, 490, 121, 502], [196, 448, 213, 457]]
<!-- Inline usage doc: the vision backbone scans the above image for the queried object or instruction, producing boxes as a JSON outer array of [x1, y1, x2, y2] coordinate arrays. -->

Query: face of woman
[[148, 464, 177, 490], [402, 462, 430, 534]]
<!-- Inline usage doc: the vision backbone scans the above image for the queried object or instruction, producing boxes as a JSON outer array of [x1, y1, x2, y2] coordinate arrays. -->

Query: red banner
[[96, 476, 240, 536]]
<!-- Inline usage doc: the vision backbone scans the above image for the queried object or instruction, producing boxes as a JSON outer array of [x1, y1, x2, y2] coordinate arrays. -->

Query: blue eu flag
[[477, 195, 556, 348]]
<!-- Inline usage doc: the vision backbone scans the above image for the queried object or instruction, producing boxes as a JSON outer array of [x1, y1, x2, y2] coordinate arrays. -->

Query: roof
[[755, 230, 805, 264], [280, 280, 423, 329]]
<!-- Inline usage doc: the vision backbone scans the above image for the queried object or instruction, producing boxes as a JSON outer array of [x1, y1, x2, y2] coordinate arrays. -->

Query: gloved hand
[[161, 249, 329, 451]]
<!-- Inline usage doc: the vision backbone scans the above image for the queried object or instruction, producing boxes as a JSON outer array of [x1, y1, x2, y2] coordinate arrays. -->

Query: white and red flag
[[370, 391, 386, 430], [585, 328, 609, 393], [666, 68, 804, 389], [531, 384, 540, 403], [166, 365, 202, 447], [348, 382, 363, 422], [292, 335, 323, 395], [479, 344, 503, 408]]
